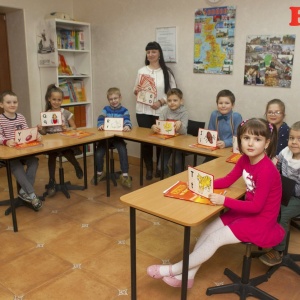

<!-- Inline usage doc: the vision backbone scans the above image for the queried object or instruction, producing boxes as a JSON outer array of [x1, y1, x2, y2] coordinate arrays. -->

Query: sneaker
[[90, 172, 106, 185], [31, 195, 43, 211], [47, 179, 56, 197], [18, 193, 43, 211], [75, 164, 83, 179], [259, 249, 283, 267], [120, 174, 132, 188]]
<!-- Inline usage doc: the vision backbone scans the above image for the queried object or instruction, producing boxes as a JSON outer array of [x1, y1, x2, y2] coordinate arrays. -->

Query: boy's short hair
[[290, 121, 300, 131], [216, 89, 235, 105], [107, 87, 121, 98], [0, 91, 17, 103], [167, 88, 183, 99]]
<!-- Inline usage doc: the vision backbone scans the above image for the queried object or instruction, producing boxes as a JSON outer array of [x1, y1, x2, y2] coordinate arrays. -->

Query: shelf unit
[[39, 19, 93, 129]]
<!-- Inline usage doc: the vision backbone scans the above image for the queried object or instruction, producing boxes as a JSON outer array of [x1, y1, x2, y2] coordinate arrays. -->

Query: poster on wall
[[37, 20, 57, 67], [194, 6, 236, 74], [156, 27, 176, 63], [244, 35, 295, 88]]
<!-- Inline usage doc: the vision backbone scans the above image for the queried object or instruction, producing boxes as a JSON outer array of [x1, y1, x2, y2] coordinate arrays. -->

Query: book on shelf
[[57, 29, 84, 50], [64, 105, 87, 128], [59, 79, 87, 103], [58, 54, 72, 76], [164, 166, 225, 205]]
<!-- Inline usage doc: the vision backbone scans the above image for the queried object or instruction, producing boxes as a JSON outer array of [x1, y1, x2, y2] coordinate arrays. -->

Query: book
[[163, 181, 225, 205], [187, 166, 214, 198], [188, 128, 218, 151], [104, 117, 124, 131], [14, 127, 43, 149], [150, 133, 179, 140], [15, 140, 43, 149], [226, 153, 242, 164], [156, 120, 176, 136], [73, 79, 87, 102], [60, 130, 94, 139]]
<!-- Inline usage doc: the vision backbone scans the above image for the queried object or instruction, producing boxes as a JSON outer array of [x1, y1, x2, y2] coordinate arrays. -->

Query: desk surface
[[120, 156, 245, 226], [0, 128, 114, 160], [115, 127, 232, 157]]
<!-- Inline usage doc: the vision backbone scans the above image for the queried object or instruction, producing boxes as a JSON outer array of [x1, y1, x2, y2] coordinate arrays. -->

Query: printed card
[[187, 166, 214, 198], [197, 129, 218, 147], [41, 111, 62, 126], [15, 127, 38, 144], [104, 117, 124, 131], [156, 120, 175, 136], [137, 91, 155, 106], [232, 136, 240, 153]]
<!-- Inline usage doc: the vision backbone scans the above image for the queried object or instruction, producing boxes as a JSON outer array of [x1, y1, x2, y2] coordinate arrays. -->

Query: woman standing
[[134, 41, 176, 180]]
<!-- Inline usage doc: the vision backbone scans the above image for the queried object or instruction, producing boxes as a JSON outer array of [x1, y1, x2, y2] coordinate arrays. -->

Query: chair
[[44, 152, 85, 199], [291, 215, 300, 230], [266, 217, 300, 278], [206, 242, 277, 300], [182, 120, 205, 168]]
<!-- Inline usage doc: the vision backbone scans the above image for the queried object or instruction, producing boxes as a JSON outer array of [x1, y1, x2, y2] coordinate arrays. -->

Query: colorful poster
[[244, 35, 295, 88], [194, 6, 236, 74]]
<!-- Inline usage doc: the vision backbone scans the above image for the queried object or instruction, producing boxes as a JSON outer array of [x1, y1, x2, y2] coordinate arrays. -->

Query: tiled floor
[[0, 155, 299, 299]]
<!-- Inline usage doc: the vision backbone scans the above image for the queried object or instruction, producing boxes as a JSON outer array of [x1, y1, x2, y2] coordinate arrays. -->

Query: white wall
[[73, 0, 300, 157], [1, 0, 300, 158]]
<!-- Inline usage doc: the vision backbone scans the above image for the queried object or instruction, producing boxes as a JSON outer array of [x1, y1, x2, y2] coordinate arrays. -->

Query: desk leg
[[130, 207, 137, 300], [106, 139, 110, 197], [160, 147, 164, 180], [139, 143, 143, 186], [6, 161, 18, 232], [83, 144, 87, 189], [181, 226, 191, 300]]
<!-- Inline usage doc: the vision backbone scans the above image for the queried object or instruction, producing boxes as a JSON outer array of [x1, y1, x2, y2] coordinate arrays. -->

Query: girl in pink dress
[[147, 118, 285, 288]]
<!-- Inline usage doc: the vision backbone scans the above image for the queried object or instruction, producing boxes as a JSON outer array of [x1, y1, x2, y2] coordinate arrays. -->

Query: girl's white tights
[[159, 217, 241, 280]]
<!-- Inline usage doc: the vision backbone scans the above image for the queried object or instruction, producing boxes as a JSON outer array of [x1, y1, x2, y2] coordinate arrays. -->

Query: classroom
[[0, 0, 300, 299]]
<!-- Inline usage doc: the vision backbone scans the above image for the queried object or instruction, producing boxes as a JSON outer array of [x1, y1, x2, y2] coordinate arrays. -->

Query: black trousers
[[136, 113, 161, 171]]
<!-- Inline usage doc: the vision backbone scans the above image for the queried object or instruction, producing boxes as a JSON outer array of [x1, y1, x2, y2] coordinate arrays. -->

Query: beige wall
[[0, 0, 299, 157]]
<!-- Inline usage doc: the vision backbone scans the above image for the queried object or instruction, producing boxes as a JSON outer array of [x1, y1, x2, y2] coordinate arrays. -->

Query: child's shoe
[[74, 164, 83, 179], [90, 172, 106, 185], [259, 249, 283, 266], [162, 276, 194, 289], [120, 174, 132, 188], [18, 192, 43, 211], [47, 179, 56, 197]]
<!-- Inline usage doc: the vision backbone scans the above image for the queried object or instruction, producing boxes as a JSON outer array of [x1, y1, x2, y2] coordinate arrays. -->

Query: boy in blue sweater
[[91, 87, 132, 188]]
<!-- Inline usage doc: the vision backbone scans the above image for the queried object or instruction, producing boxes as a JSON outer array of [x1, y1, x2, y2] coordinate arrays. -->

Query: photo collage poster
[[244, 34, 295, 88], [194, 6, 236, 74]]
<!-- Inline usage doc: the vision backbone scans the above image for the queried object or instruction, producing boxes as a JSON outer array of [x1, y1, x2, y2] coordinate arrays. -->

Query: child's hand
[[37, 133, 42, 142], [123, 126, 131, 132], [209, 193, 225, 205], [216, 141, 225, 149], [6, 139, 16, 148], [98, 125, 104, 131], [151, 124, 160, 133], [174, 121, 182, 132]]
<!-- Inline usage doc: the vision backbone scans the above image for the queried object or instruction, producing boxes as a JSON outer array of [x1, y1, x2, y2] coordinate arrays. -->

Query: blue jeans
[[274, 196, 300, 251], [95, 137, 129, 173], [158, 148, 183, 174]]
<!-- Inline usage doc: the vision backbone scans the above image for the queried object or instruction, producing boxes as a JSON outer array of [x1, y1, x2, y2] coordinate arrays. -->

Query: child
[[0, 91, 43, 210], [259, 121, 300, 266], [91, 87, 132, 188], [147, 118, 284, 288], [38, 84, 83, 197], [208, 89, 242, 148], [151, 88, 188, 176], [265, 98, 289, 155]]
